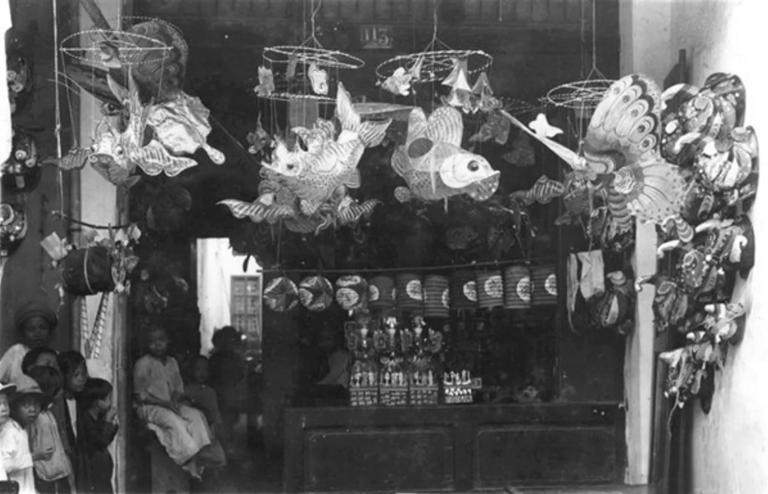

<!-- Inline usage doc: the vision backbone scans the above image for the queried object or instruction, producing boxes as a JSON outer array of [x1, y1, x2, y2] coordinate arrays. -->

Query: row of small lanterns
[[262, 264, 558, 315]]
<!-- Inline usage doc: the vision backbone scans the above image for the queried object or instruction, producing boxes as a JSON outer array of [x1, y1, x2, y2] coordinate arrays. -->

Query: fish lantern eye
[[286, 163, 295, 171], [14, 149, 27, 160], [468, 161, 480, 172]]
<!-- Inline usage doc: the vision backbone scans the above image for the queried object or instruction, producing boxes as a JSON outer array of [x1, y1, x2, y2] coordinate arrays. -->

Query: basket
[[504, 265, 532, 309], [349, 386, 379, 407], [61, 246, 115, 295], [450, 270, 477, 310], [531, 265, 558, 306], [476, 270, 504, 309], [423, 274, 450, 318]]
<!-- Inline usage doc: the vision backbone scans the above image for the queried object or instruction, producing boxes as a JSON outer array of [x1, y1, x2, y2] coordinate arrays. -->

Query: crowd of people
[[0, 301, 248, 494]]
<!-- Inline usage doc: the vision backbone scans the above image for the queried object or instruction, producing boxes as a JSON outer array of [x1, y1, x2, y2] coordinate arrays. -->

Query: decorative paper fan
[[299, 275, 334, 312]]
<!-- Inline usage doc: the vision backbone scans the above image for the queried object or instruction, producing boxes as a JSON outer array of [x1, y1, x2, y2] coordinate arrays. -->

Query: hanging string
[[52, 0, 65, 221], [51, 210, 131, 230], [261, 256, 556, 275]]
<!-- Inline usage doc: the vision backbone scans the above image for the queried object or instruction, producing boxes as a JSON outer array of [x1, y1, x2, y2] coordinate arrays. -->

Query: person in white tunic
[[133, 326, 214, 478], [0, 382, 36, 494]]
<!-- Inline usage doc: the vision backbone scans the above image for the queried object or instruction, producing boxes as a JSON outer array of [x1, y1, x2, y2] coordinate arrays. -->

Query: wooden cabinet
[[283, 403, 624, 492]]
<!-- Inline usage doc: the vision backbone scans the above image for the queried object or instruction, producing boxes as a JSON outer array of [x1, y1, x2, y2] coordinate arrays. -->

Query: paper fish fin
[[342, 169, 361, 189], [357, 118, 392, 148], [336, 82, 361, 133], [391, 146, 411, 177], [406, 108, 429, 144], [426, 107, 463, 146], [407, 137, 434, 160], [394, 186, 414, 203], [501, 110, 583, 170], [300, 198, 323, 216]]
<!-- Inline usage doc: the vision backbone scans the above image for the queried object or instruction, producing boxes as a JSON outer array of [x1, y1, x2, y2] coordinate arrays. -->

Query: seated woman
[[132, 325, 223, 479]]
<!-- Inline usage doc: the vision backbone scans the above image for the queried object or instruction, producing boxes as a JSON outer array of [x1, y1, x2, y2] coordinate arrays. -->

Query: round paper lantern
[[263, 276, 299, 312], [2, 130, 40, 192], [450, 270, 477, 310], [504, 265, 532, 309], [395, 272, 423, 313], [477, 270, 504, 309], [531, 265, 558, 306], [423, 274, 450, 318], [298, 275, 334, 312], [368, 275, 396, 310], [335, 275, 368, 312], [61, 246, 115, 295]]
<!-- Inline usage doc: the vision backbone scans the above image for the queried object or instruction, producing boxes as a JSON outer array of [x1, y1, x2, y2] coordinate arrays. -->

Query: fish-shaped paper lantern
[[254, 66, 275, 97], [504, 75, 686, 228], [261, 82, 391, 215], [442, 58, 474, 113], [308, 63, 329, 95], [391, 106, 500, 202], [509, 175, 565, 205]]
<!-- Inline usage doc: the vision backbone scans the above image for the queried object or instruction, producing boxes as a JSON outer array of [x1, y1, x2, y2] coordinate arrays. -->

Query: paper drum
[[298, 275, 334, 312], [423, 274, 450, 318], [395, 272, 423, 313], [263, 276, 299, 312], [335, 275, 368, 312], [450, 270, 477, 310], [477, 270, 504, 309], [368, 275, 396, 310], [531, 265, 558, 306], [504, 265, 532, 309]]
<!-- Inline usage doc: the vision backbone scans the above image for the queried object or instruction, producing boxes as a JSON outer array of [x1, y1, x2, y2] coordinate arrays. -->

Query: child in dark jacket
[[76, 378, 118, 494]]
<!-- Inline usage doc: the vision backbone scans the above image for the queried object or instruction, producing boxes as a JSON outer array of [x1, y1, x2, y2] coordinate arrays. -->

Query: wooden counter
[[283, 402, 625, 492]]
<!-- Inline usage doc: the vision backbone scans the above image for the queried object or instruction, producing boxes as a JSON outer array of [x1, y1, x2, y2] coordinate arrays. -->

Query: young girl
[[184, 356, 223, 434], [76, 378, 118, 494], [133, 326, 215, 479], [26, 366, 73, 493], [56, 351, 88, 485], [0, 380, 36, 494], [0, 301, 57, 384]]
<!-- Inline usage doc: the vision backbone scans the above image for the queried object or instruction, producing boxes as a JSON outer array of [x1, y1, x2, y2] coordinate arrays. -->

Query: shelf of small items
[[443, 370, 482, 404]]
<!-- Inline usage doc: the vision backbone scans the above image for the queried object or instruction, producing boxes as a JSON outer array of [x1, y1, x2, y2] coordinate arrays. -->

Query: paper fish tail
[[358, 118, 392, 148]]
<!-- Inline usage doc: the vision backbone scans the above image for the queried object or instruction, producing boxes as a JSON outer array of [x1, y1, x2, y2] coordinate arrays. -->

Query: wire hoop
[[375, 49, 493, 84], [544, 78, 613, 110], [60, 29, 172, 68]]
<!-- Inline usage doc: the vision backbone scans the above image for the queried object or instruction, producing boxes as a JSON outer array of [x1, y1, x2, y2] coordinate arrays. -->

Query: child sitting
[[26, 366, 73, 494], [0, 380, 35, 494], [133, 326, 218, 479], [76, 378, 118, 494]]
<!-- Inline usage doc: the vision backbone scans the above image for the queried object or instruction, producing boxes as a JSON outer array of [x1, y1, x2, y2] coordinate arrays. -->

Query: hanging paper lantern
[[476, 270, 504, 309], [423, 274, 450, 318], [298, 275, 333, 312], [368, 275, 396, 310], [531, 265, 558, 306], [1, 130, 40, 192], [395, 272, 423, 313], [335, 275, 368, 312], [263, 276, 299, 312], [61, 246, 116, 295], [450, 270, 477, 310], [504, 265, 532, 310], [0, 203, 27, 257]]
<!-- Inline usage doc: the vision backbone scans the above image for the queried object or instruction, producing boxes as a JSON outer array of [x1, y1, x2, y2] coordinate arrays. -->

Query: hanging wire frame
[[502, 98, 545, 118], [543, 0, 614, 113], [374, 1, 492, 84], [259, 0, 364, 104], [59, 29, 172, 68]]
